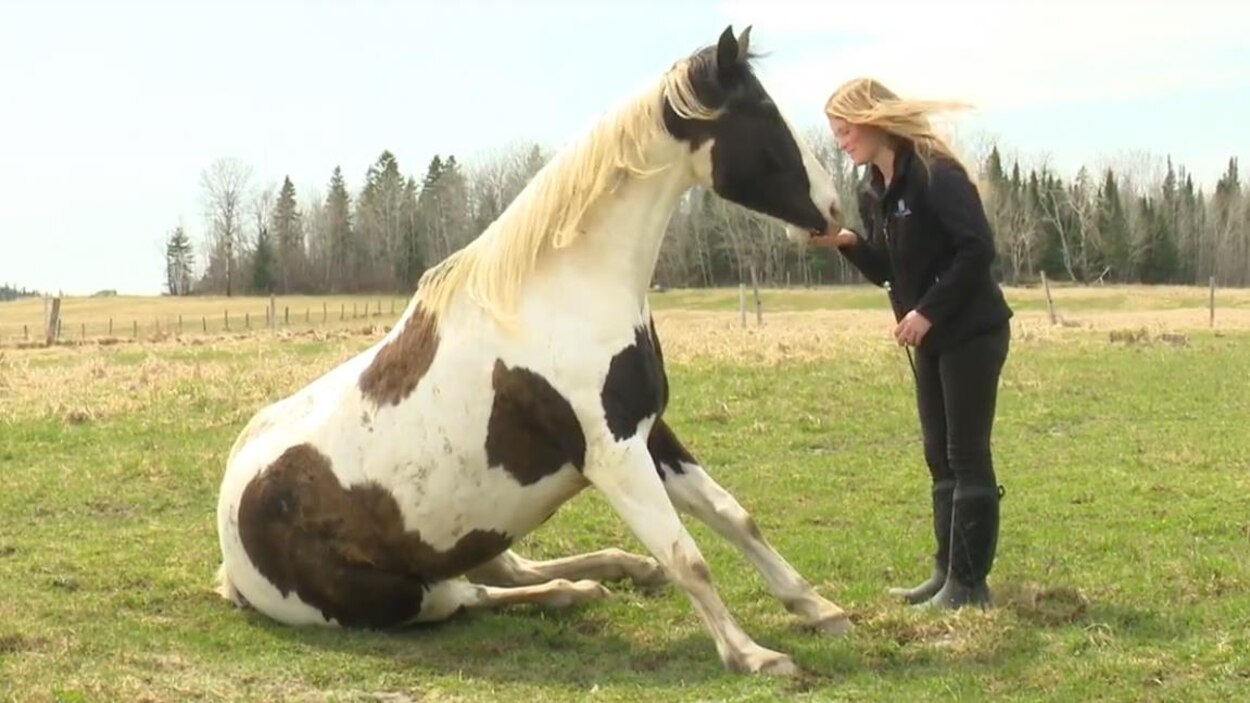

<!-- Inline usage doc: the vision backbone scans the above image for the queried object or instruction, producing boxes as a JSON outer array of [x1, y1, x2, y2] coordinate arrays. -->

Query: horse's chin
[[784, 224, 811, 246]]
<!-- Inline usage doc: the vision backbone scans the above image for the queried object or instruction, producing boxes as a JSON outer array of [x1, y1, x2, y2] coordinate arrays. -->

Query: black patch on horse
[[486, 360, 587, 485], [602, 324, 666, 441], [648, 418, 696, 480]]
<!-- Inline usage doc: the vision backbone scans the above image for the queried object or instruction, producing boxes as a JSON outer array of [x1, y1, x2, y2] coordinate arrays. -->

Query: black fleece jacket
[[838, 143, 1013, 354]]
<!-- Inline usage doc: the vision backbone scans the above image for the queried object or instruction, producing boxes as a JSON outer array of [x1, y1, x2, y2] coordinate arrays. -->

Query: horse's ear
[[737, 25, 752, 61], [716, 25, 745, 86]]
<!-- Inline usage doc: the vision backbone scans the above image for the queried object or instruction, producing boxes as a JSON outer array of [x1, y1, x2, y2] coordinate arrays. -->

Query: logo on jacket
[[896, 199, 911, 217]]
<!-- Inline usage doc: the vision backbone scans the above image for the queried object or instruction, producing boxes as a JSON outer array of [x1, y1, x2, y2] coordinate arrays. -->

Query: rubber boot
[[922, 484, 1003, 611], [889, 479, 954, 604]]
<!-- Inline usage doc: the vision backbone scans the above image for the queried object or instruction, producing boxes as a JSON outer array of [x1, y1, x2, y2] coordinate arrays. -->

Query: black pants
[[914, 323, 1010, 494]]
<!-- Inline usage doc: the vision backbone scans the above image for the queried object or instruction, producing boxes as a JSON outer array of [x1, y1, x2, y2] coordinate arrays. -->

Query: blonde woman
[[814, 78, 1013, 610]]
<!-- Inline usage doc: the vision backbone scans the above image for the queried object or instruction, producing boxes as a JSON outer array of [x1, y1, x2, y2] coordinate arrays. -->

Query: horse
[[215, 25, 847, 676]]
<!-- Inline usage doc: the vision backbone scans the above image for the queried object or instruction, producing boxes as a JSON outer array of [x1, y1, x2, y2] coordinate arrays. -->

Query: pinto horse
[[215, 26, 847, 675]]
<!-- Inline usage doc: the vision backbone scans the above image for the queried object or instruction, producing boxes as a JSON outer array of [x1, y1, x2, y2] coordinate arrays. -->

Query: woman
[[814, 78, 1013, 610]]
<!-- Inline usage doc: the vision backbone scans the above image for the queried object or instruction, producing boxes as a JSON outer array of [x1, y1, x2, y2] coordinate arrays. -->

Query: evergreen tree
[[1138, 195, 1179, 283], [1097, 169, 1131, 280], [164, 225, 196, 296], [271, 175, 304, 293], [397, 175, 423, 288], [251, 226, 276, 293], [326, 166, 354, 292]]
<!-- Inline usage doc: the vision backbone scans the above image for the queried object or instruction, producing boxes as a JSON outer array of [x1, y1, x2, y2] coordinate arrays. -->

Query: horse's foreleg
[[650, 419, 852, 635], [466, 548, 666, 589], [585, 438, 797, 676], [416, 578, 612, 623]]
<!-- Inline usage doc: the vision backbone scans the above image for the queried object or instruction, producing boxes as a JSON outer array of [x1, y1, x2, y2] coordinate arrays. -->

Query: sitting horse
[[215, 25, 847, 675]]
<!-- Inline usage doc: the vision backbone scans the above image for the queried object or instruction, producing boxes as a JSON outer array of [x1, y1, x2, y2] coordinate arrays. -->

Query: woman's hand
[[894, 310, 932, 346], [811, 227, 858, 250]]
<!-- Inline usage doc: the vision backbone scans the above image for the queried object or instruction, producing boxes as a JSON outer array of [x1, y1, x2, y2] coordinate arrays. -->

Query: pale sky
[[2, 0, 1247, 295]]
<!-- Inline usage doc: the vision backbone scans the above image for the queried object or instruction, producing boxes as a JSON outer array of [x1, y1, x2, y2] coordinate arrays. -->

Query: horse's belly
[[397, 457, 589, 551]]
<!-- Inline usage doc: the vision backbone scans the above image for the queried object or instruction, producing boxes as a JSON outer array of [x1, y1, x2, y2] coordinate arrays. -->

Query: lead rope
[[884, 280, 918, 380]]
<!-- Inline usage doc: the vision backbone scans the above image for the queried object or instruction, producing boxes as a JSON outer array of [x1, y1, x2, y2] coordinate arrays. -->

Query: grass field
[[2, 286, 1248, 701]]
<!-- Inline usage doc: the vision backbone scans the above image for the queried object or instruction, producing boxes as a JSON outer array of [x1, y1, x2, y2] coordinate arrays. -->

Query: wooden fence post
[[739, 283, 746, 328], [284, 306, 289, 325], [749, 262, 762, 327], [323, 302, 328, 322], [269, 294, 276, 330], [1041, 271, 1057, 325], [1209, 276, 1216, 327], [133, 320, 138, 338], [44, 296, 61, 346], [108, 318, 113, 336], [202, 316, 207, 333], [225, 309, 230, 331]]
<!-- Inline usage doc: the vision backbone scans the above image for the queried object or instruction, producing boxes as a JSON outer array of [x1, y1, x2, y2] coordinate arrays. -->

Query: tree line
[[0, 284, 43, 302], [168, 130, 1248, 297]]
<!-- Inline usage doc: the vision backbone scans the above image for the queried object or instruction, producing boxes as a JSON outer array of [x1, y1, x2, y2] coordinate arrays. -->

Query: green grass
[[2, 299, 1249, 701]]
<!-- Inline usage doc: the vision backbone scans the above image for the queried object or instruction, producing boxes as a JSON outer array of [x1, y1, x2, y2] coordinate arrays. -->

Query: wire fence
[[0, 296, 413, 348]]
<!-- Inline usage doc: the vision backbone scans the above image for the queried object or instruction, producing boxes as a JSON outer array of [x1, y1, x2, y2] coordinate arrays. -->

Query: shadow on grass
[[207, 583, 1095, 693]]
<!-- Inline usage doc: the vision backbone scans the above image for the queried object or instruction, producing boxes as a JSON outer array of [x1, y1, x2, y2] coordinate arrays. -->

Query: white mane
[[414, 56, 723, 329]]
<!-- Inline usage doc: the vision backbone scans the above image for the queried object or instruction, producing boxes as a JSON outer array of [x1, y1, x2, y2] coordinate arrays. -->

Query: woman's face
[[830, 117, 882, 166]]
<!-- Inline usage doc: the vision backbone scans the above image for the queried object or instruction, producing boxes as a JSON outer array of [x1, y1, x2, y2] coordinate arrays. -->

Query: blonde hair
[[414, 57, 721, 331], [825, 77, 970, 173]]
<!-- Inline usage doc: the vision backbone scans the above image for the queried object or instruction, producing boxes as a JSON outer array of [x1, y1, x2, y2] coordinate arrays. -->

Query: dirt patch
[[1000, 582, 1090, 626], [0, 633, 45, 655]]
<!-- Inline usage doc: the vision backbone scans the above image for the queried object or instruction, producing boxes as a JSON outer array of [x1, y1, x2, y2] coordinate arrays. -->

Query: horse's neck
[[542, 145, 693, 313]]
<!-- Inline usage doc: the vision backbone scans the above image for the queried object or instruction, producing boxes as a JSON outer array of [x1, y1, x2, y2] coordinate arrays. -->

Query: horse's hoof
[[733, 647, 799, 676], [808, 613, 853, 636]]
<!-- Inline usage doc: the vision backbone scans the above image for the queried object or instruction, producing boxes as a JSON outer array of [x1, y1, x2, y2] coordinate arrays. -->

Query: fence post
[[108, 318, 113, 336], [225, 309, 230, 331], [285, 306, 289, 325], [739, 283, 746, 328], [44, 296, 61, 346], [202, 316, 207, 333], [270, 294, 276, 330], [749, 262, 762, 327], [1209, 276, 1216, 327], [81, 322, 85, 341], [1041, 270, 1057, 325], [177, 314, 183, 335], [133, 320, 138, 338], [323, 302, 328, 322], [245, 312, 250, 329]]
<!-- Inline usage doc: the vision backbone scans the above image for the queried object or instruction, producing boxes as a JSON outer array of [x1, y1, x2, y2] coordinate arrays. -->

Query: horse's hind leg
[[466, 548, 667, 589], [650, 419, 852, 634], [415, 578, 612, 623]]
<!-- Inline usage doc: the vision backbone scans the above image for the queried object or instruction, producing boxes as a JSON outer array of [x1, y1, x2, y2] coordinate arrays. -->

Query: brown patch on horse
[[485, 360, 587, 486], [359, 303, 439, 407], [237, 443, 511, 628]]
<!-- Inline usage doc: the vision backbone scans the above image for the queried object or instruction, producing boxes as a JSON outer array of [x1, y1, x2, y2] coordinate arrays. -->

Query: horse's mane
[[414, 51, 724, 329]]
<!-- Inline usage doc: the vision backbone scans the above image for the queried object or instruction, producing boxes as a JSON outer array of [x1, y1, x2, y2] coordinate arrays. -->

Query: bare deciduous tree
[[200, 157, 253, 297]]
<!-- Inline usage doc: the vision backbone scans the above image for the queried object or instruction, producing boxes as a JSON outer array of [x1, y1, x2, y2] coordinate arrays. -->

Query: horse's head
[[665, 26, 841, 243]]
